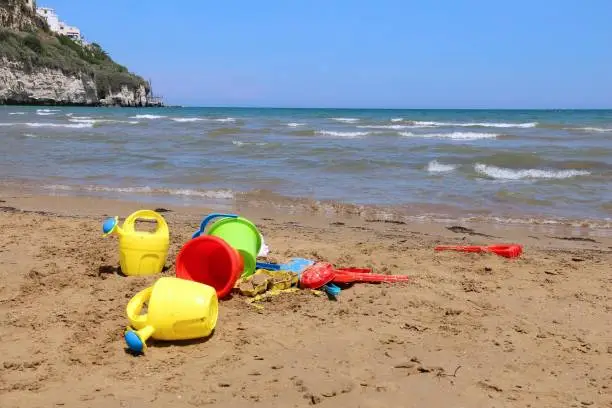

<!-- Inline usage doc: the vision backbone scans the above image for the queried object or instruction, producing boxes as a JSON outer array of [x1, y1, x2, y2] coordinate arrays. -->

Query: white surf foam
[[69, 118, 139, 125], [390, 118, 403, 122], [170, 117, 205, 122], [9, 112, 26, 115], [568, 127, 612, 132], [211, 117, 236, 123], [287, 122, 305, 127], [316, 130, 370, 138], [400, 131, 498, 140], [129, 114, 167, 119], [412, 121, 537, 128], [332, 117, 360, 123], [12, 122, 94, 129], [474, 163, 591, 180], [44, 184, 235, 199], [232, 140, 269, 147], [357, 124, 413, 130], [36, 109, 61, 116], [426, 160, 457, 173]]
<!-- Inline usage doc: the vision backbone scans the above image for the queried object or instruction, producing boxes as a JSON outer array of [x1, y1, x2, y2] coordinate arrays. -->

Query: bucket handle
[[256, 261, 281, 271], [123, 210, 169, 235], [192, 213, 238, 239], [125, 286, 153, 329]]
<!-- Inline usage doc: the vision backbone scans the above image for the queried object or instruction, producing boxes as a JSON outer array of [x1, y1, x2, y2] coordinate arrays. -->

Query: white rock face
[[0, 59, 96, 104], [0, 59, 152, 106], [100, 84, 149, 107]]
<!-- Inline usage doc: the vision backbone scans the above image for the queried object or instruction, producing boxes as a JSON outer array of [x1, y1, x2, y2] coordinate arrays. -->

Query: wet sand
[[0, 193, 610, 407]]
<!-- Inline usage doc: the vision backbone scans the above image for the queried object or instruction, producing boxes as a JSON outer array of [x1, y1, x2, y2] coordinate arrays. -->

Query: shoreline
[[4, 181, 611, 238], [0, 189, 610, 407], [2, 189, 611, 249]]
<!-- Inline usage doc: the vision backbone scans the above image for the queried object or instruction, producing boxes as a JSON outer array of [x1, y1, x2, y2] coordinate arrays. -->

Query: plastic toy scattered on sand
[[236, 269, 298, 297], [192, 213, 262, 278], [124, 277, 218, 354], [434, 244, 523, 259], [175, 235, 244, 299], [257, 258, 341, 297], [300, 262, 409, 296], [102, 210, 169, 276]]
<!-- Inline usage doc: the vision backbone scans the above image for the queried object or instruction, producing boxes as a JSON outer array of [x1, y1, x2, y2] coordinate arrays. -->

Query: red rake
[[300, 262, 410, 287], [434, 244, 523, 259]]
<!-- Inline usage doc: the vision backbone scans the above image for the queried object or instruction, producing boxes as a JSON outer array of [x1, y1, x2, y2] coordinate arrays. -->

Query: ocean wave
[[0, 122, 94, 129], [36, 109, 61, 116], [316, 130, 370, 138], [129, 114, 167, 119], [400, 131, 498, 140], [357, 124, 413, 130], [69, 118, 139, 125], [474, 163, 591, 180], [412, 121, 537, 128], [332, 117, 360, 123], [44, 184, 235, 199], [170, 117, 205, 122], [232, 140, 269, 147], [390, 118, 403, 122], [566, 127, 612, 132], [9, 112, 26, 115], [212, 117, 236, 123], [287, 122, 305, 127], [426, 160, 457, 173]]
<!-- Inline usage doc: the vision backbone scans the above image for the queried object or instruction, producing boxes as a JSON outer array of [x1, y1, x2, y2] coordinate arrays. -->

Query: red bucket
[[175, 236, 243, 299]]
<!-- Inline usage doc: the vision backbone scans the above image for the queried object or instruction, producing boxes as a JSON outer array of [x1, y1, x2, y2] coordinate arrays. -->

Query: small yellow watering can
[[124, 277, 219, 353], [102, 210, 169, 276]]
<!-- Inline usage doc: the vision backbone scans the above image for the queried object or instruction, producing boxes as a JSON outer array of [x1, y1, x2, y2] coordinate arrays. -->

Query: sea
[[1, 106, 611, 230]]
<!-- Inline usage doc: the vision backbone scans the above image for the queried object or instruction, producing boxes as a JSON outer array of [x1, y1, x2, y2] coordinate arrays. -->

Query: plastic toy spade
[[299, 262, 409, 296], [299, 262, 341, 297], [434, 244, 523, 259], [258, 258, 341, 297]]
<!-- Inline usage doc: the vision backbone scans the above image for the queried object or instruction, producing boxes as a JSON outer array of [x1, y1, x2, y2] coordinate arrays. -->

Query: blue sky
[[41, 0, 611, 108]]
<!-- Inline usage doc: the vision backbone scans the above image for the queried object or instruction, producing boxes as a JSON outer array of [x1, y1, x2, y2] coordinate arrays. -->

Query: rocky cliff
[[0, 0, 161, 106]]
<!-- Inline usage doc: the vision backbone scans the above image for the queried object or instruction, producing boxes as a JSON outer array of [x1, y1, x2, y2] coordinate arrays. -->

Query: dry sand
[[0, 193, 610, 408]]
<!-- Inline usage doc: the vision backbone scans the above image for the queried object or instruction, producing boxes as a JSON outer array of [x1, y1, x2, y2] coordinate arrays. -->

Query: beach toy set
[[102, 211, 266, 353], [100, 211, 505, 353]]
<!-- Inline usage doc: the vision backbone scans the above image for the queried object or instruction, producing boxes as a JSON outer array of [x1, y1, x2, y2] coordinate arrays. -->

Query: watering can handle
[[123, 210, 169, 235], [125, 286, 153, 329], [192, 213, 238, 239]]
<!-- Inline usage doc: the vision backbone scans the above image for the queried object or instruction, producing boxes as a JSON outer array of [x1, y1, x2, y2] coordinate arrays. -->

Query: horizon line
[[164, 105, 612, 110]]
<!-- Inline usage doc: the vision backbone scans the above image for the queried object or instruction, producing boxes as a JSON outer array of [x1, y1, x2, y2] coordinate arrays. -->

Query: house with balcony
[[36, 6, 84, 42]]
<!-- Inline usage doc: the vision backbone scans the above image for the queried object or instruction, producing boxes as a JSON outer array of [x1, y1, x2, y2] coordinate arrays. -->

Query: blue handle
[[323, 283, 341, 297], [192, 213, 238, 239], [256, 261, 281, 270]]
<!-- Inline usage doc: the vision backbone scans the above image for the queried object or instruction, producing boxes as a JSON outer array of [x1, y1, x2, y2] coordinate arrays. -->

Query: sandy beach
[[0, 192, 610, 408]]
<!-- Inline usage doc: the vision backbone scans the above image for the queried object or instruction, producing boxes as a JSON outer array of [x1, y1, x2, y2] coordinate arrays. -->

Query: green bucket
[[192, 213, 262, 278]]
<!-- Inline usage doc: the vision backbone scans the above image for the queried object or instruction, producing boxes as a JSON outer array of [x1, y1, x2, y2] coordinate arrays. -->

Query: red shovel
[[434, 244, 523, 259]]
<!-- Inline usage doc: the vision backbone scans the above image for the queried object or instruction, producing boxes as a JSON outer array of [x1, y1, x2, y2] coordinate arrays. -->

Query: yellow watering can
[[124, 277, 219, 353], [102, 209, 169, 276]]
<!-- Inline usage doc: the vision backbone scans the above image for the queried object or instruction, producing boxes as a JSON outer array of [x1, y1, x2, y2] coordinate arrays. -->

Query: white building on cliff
[[36, 6, 83, 42]]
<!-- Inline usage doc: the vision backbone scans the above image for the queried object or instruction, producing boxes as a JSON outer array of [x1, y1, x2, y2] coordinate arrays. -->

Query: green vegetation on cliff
[[0, 1, 149, 99]]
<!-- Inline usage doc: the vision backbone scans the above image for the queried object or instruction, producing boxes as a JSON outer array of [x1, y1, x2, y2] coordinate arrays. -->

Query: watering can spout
[[102, 216, 124, 237], [125, 325, 155, 353]]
